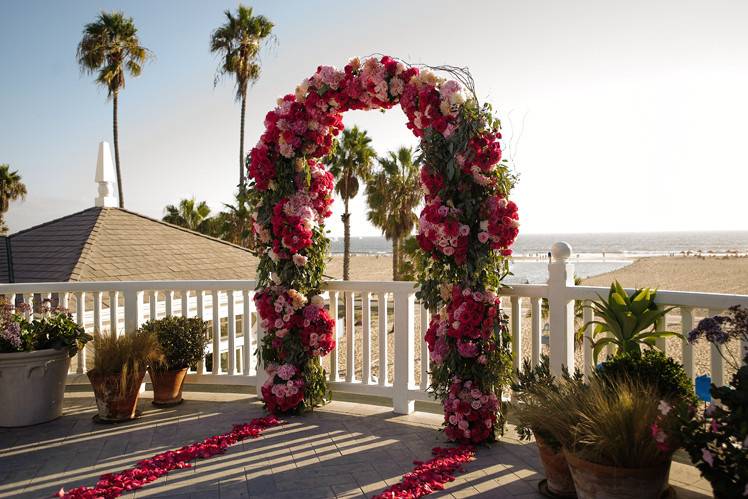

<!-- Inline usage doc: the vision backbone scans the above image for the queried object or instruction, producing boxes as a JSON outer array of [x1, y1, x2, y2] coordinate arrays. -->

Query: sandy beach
[[583, 255, 748, 294]]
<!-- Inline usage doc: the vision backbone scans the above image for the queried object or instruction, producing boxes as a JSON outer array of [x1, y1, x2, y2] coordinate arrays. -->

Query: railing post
[[548, 242, 576, 376], [123, 289, 144, 334], [393, 286, 415, 414]]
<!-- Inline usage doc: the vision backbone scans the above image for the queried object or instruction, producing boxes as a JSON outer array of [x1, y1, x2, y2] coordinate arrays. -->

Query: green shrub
[[597, 349, 696, 405], [140, 316, 209, 371]]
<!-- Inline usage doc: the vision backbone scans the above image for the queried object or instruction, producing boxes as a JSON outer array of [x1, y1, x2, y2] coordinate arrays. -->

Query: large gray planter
[[0, 348, 71, 427]]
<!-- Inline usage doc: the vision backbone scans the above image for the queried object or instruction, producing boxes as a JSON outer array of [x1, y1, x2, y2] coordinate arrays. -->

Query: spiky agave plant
[[584, 281, 679, 362]]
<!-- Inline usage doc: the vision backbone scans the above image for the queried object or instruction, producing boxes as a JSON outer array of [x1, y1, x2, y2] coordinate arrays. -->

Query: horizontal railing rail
[[2, 242, 746, 414]]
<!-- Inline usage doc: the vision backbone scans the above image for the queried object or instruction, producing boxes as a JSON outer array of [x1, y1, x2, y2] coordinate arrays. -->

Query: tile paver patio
[[0, 390, 713, 498]]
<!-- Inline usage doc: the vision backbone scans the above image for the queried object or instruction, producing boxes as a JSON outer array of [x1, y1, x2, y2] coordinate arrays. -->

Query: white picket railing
[[2, 242, 746, 415]]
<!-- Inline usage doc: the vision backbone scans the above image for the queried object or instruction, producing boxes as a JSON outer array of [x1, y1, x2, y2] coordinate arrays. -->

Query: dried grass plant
[[521, 376, 668, 468], [91, 331, 162, 396]]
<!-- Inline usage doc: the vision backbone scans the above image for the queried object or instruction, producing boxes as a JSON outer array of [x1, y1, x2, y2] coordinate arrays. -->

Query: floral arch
[[248, 55, 520, 444]]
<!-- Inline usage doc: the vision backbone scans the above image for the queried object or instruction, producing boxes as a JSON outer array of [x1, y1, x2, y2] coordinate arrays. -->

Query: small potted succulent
[[537, 376, 677, 499], [140, 316, 208, 406], [512, 356, 583, 498], [0, 300, 92, 427], [87, 331, 161, 422]]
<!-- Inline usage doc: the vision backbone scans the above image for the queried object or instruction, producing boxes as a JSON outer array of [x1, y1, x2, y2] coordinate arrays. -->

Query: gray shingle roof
[[1, 208, 258, 282]]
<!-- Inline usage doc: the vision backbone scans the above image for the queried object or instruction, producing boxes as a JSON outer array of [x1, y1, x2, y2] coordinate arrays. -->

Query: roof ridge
[[9, 206, 102, 238], [112, 207, 254, 254], [68, 207, 108, 282]]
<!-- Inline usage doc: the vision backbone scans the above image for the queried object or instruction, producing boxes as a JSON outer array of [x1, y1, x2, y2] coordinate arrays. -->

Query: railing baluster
[[109, 291, 117, 337], [76, 292, 86, 374], [378, 292, 388, 386], [255, 318, 268, 397], [165, 290, 174, 317], [709, 308, 724, 386], [345, 291, 355, 383], [655, 315, 667, 352], [196, 290, 205, 375], [93, 291, 102, 336], [181, 289, 190, 317], [362, 291, 371, 384], [582, 301, 594, 378], [60, 292, 69, 313], [419, 302, 429, 391], [531, 297, 542, 367], [211, 290, 221, 374], [329, 291, 339, 382], [149, 291, 157, 321], [23, 293, 34, 319], [680, 307, 694, 381], [243, 289, 252, 375], [511, 296, 522, 371], [227, 290, 236, 375]]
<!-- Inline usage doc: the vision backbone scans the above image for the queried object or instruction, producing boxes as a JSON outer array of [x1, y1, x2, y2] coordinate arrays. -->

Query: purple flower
[[690, 317, 729, 345]]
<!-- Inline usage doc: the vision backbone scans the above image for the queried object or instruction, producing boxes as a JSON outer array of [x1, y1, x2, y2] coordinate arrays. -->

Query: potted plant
[[583, 281, 679, 362], [140, 316, 208, 406], [669, 306, 748, 498], [87, 331, 161, 422], [538, 376, 677, 499], [0, 300, 92, 427], [512, 356, 583, 498]]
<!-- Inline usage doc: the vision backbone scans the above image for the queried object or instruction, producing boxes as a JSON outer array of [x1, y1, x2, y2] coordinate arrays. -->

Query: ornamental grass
[[527, 376, 669, 468], [91, 331, 162, 395]]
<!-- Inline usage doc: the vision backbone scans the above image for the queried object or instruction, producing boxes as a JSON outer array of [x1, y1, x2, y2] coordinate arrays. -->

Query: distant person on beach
[[547, 251, 552, 261]]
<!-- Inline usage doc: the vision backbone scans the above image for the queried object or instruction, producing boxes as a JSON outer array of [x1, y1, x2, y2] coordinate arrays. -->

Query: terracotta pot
[[535, 435, 576, 497], [87, 369, 146, 422], [564, 450, 671, 499], [0, 348, 71, 427], [149, 367, 188, 406]]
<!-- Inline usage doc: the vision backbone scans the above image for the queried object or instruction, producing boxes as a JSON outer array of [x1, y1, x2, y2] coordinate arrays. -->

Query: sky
[[1, 0, 748, 237]]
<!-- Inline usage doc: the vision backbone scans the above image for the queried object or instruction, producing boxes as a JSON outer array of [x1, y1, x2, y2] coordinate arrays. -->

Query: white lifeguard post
[[95, 141, 117, 208]]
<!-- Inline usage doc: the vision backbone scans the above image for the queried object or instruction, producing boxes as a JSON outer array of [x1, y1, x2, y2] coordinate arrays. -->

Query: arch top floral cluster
[[248, 56, 519, 436]]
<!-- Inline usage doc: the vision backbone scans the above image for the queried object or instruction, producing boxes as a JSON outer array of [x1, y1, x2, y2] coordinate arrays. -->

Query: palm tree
[[210, 5, 274, 187], [0, 164, 27, 234], [329, 127, 377, 280], [77, 11, 150, 209], [210, 189, 254, 248], [365, 147, 423, 281], [163, 198, 212, 233]]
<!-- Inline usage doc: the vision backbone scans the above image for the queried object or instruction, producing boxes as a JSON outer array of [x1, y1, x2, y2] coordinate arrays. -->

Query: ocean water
[[331, 231, 748, 257], [329, 231, 748, 284]]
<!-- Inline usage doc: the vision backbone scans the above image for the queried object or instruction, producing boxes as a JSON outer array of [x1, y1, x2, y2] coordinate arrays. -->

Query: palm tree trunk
[[239, 91, 247, 187], [392, 236, 400, 281], [342, 193, 350, 281], [113, 91, 124, 208], [397, 238, 404, 277]]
